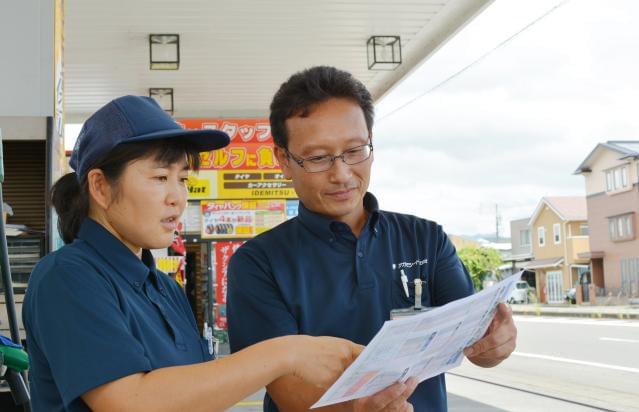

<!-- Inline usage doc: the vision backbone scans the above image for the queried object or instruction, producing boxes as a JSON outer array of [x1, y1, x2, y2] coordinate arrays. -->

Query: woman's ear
[[86, 169, 112, 210], [274, 146, 293, 180]]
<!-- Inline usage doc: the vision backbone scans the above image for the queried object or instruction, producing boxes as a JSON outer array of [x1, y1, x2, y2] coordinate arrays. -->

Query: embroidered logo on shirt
[[392, 258, 428, 269]]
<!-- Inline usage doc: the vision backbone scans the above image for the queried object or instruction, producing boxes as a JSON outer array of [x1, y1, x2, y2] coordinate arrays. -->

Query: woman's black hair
[[51, 139, 201, 244]]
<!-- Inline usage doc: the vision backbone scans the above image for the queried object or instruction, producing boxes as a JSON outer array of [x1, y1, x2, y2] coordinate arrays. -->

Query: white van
[[508, 281, 530, 304]]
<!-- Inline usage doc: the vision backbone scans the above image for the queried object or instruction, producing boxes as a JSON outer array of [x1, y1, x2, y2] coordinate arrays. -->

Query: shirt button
[[134, 281, 141, 288], [329, 238, 334, 243], [357, 251, 364, 258]]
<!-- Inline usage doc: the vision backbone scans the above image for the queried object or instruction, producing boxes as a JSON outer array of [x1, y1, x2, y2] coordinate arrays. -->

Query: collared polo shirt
[[23, 218, 212, 412], [227, 193, 474, 412]]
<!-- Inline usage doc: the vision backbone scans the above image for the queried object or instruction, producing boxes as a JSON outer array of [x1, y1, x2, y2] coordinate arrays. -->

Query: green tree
[[457, 246, 503, 291]]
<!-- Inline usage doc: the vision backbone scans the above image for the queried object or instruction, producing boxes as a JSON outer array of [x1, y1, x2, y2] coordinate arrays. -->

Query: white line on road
[[513, 351, 639, 374], [514, 316, 639, 327], [600, 337, 639, 343]]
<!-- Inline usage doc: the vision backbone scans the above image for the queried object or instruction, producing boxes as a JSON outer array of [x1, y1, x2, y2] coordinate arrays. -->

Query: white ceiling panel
[[64, 0, 492, 121]]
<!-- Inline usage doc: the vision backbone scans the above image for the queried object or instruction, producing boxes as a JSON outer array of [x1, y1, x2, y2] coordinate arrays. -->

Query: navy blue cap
[[69, 95, 230, 180]]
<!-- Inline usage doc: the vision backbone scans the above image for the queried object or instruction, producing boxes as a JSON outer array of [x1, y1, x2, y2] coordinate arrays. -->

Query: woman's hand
[[288, 335, 364, 388]]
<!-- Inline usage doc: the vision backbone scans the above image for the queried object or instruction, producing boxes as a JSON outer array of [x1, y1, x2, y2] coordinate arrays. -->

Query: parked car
[[508, 281, 530, 304]]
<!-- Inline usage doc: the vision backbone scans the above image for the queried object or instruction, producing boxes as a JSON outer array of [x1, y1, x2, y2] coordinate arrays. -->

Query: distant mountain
[[463, 233, 511, 244]]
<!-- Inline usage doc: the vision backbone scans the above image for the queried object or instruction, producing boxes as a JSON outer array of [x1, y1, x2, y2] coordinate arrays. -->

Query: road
[[231, 315, 639, 411], [448, 315, 639, 412], [4, 301, 637, 410]]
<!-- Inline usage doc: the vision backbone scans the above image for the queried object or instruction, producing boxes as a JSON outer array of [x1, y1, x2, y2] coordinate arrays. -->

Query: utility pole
[[495, 204, 502, 243]]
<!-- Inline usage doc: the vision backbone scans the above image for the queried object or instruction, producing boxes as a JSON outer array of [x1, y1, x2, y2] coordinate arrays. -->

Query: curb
[[512, 308, 639, 320]]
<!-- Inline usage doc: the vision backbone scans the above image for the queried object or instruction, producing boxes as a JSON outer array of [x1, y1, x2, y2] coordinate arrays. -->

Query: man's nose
[[328, 156, 352, 182]]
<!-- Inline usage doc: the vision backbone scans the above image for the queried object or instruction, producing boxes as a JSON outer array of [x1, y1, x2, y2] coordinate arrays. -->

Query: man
[[227, 66, 517, 411]]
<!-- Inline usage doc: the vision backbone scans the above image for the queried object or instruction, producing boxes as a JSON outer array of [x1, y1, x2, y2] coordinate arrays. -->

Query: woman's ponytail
[[50, 173, 89, 244]]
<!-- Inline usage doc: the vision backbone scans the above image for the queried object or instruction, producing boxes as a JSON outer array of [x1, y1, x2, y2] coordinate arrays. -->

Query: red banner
[[214, 241, 244, 305]]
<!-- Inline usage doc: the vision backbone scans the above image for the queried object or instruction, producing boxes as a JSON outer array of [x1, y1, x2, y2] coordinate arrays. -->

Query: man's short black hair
[[269, 66, 374, 148]]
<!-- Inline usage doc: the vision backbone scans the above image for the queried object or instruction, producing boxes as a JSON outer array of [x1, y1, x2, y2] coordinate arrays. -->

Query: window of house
[[520, 229, 531, 247], [609, 213, 635, 241], [620, 257, 639, 297], [606, 171, 614, 191], [622, 166, 628, 187], [538, 226, 545, 247], [605, 164, 630, 193], [579, 223, 589, 236], [553, 223, 561, 244]]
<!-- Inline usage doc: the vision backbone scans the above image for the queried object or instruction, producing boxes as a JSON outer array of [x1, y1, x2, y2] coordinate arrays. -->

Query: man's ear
[[86, 169, 113, 210], [274, 146, 293, 180]]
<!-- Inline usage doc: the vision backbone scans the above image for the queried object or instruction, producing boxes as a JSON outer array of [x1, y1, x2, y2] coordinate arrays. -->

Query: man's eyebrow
[[299, 145, 331, 155], [299, 138, 368, 156]]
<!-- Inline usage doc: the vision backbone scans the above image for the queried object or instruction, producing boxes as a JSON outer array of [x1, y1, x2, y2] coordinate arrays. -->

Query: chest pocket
[[391, 272, 414, 308], [390, 271, 430, 309]]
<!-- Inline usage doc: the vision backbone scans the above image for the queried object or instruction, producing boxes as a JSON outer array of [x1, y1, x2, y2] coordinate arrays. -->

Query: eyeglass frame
[[284, 140, 374, 173]]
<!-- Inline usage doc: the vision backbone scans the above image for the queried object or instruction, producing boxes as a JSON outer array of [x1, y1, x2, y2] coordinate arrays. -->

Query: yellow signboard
[[156, 256, 184, 274], [216, 170, 296, 199], [187, 170, 216, 200]]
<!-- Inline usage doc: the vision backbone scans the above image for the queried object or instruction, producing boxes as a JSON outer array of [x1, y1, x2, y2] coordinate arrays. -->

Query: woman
[[22, 96, 362, 411]]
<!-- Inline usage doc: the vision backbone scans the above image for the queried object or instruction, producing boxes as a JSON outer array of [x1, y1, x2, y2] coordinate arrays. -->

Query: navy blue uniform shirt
[[23, 218, 212, 411], [227, 193, 474, 412]]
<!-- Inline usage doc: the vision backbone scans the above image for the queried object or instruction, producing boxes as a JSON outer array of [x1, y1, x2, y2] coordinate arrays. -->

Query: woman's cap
[[69, 95, 230, 179]]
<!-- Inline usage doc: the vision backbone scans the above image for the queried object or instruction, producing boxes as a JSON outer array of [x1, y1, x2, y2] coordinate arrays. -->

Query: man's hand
[[350, 377, 418, 412], [464, 303, 517, 368]]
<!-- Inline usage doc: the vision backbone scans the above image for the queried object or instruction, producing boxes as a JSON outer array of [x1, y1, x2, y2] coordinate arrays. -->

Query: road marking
[[600, 337, 639, 343], [514, 316, 639, 327], [513, 351, 639, 374], [235, 401, 263, 406]]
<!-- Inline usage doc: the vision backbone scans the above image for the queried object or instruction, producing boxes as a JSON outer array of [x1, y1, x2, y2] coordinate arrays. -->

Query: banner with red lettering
[[214, 241, 244, 329], [214, 241, 244, 305], [178, 119, 280, 170]]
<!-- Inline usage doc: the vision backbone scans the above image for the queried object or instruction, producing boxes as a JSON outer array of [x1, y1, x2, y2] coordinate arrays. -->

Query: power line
[[377, 0, 571, 123]]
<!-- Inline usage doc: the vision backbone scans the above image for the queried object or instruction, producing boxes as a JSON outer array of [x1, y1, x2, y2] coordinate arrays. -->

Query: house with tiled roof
[[575, 141, 639, 302], [524, 196, 590, 303]]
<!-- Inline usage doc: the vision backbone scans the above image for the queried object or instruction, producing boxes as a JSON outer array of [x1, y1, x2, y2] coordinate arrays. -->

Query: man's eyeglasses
[[285, 141, 373, 173]]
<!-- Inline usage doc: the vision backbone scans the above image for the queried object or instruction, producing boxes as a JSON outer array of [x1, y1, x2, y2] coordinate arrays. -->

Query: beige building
[[449, 235, 482, 250], [525, 197, 590, 303], [575, 141, 639, 300]]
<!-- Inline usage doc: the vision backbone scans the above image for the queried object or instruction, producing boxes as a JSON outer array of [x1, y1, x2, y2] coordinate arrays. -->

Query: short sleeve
[[28, 257, 152, 407], [431, 227, 475, 306], [227, 243, 298, 353]]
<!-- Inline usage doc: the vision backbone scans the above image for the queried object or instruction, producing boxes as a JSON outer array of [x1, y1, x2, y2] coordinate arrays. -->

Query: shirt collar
[[77, 218, 156, 289], [297, 192, 380, 241]]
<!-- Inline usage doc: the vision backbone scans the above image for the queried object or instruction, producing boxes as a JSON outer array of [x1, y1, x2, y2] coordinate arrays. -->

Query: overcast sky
[[370, 0, 639, 238]]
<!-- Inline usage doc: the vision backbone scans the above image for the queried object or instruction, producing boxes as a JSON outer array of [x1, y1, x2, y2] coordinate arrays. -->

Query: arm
[[29, 258, 360, 411], [431, 226, 475, 306], [83, 335, 363, 412], [464, 303, 517, 367]]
